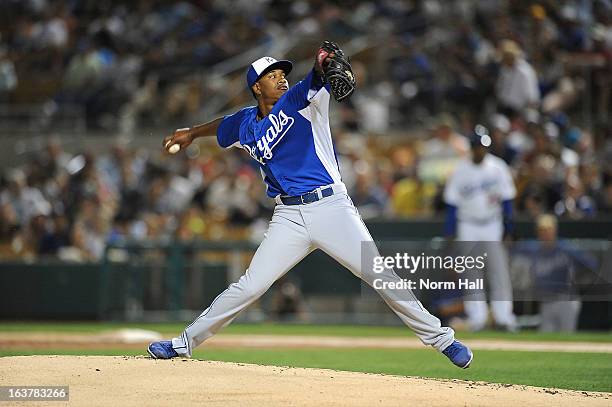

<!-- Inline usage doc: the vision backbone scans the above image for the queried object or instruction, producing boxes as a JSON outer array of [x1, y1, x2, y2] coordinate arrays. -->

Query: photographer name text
[[373, 278, 483, 291]]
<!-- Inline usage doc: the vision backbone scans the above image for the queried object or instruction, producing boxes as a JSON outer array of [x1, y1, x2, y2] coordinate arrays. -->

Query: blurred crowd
[[0, 0, 612, 261], [1, 0, 610, 129], [2, 120, 612, 261]]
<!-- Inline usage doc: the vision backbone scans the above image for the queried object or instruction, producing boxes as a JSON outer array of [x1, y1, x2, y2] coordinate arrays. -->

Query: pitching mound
[[0, 356, 609, 406]]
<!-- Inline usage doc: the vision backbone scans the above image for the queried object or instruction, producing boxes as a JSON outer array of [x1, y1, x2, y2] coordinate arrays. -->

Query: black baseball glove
[[315, 41, 356, 102]]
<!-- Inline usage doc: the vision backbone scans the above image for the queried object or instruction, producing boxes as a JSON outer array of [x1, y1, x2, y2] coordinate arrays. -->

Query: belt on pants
[[279, 186, 335, 205]]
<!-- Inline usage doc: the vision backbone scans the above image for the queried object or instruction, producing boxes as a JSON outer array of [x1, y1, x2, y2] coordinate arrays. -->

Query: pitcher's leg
[[172, 209, 312, 356], [307, 195, 455, 351]]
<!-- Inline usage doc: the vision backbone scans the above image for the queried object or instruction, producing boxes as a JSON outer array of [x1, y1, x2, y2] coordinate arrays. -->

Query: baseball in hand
[[168, 144, 180, 154]]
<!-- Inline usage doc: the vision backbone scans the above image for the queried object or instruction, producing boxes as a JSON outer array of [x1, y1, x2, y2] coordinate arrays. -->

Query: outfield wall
[[1, 219, 611, 328]]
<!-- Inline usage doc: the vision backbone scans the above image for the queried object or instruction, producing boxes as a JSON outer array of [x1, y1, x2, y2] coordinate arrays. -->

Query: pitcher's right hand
[[163, 128, 194, 153]]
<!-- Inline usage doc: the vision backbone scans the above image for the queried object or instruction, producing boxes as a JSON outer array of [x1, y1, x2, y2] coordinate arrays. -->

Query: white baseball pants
[[171, 190, 455, 356]]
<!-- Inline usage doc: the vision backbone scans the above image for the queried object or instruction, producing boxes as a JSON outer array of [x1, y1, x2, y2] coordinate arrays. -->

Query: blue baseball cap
[[246, 56, 293, 89]]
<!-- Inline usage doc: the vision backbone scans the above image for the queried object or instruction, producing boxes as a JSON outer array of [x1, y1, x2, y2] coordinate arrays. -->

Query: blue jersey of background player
[[163, 55, 342, 201]]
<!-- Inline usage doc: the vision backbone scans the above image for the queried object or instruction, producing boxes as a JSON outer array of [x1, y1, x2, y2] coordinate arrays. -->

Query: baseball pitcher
[[148, 42, 473, 368]]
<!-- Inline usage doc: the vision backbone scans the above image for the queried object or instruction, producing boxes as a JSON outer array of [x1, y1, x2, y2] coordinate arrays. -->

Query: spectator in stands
[[554, 174, 597, 218], [38, 213, 71, 255], [226, 172, 264, 226], [419, 114, 469, 183], [72, 195, 108, 261], [597, 172, 612, 213], [517, 154, 563, 213], [342, 61, 392, 134], [495, 40, 540, 116], [0, 169, 51, 227], [390, 144, 436, 216], [0, 46, 17, 103], [177, 204, 206, 241], [489, 113, 518, 166], [39, 138, 72, 179], [350, 161, 388, 219]]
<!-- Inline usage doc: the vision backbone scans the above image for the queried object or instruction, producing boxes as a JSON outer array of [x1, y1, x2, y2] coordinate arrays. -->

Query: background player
[[147, 42, 473, 368], [444, 126, 517, 332]]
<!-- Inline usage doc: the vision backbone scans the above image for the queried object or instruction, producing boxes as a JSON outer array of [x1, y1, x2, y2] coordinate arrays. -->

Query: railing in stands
[[0, 102, 86, 134]]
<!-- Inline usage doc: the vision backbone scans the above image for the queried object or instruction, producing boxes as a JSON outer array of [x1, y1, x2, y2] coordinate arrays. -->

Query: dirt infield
[[0, 356, 610, 407]]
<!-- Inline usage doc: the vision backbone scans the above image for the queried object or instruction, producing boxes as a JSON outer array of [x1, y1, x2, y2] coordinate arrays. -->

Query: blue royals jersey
[[216, 70, 343, 198]]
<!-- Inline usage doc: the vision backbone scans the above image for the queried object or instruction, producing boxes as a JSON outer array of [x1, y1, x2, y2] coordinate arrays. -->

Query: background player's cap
[[246, 56, 293, 89], [470, 124, 492, 148]]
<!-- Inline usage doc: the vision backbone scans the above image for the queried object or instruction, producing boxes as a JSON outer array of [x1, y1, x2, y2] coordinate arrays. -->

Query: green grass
[[1, 322, 611, 343], [2, 347, 611, 393]]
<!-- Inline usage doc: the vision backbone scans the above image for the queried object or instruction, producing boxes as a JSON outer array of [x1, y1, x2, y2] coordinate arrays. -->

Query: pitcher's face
[[252, 69, 289, 102]]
